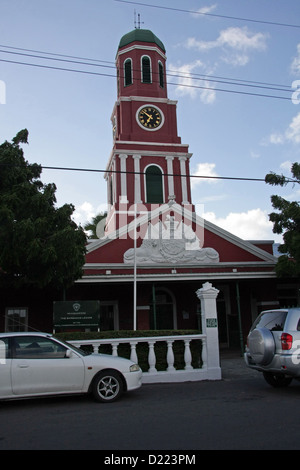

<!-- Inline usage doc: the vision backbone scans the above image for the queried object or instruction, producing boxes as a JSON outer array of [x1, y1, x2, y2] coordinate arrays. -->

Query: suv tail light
[[281, 333, 293, 350]]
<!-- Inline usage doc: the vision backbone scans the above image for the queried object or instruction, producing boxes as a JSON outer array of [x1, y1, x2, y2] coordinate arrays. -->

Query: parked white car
[[0, 332, 142, 402]]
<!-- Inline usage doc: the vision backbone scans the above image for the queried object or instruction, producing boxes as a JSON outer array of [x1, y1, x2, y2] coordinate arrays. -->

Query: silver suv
[[244, 308, 300, 387]]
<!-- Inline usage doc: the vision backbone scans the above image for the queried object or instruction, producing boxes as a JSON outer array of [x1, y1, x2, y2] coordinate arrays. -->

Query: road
[[0, 354, 299, 451]]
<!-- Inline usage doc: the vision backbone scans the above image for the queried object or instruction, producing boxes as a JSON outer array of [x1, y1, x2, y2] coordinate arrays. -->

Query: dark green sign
[[53, 301, 100, 328], [206, 318, 218, 328]]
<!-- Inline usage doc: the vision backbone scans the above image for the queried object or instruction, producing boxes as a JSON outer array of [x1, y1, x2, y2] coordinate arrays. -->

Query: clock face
[[137, 106, 163, 130]]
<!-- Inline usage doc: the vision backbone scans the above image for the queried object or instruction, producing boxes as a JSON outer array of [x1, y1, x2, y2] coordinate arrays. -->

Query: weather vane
[[134, 10, 144, 29]]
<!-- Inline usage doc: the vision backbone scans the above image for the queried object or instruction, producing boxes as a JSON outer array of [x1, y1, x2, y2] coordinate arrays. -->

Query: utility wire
[[0, 57, 292, 101], [114, 0, 300, 29], [0, 44, 292, 93], [0, 162, 297, 184]]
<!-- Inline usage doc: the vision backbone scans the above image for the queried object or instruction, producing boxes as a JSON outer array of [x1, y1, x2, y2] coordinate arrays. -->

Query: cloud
[[250, 151, 260, 159], [265, 112, 300, 145], [280, 160, 293, 173], [168, 60, 216, 103], [285, 112, 300, 143], [191, 162, 219, 188], [185, 27, 268, 52], [185, 26, 268, 66], [218, 27, 267, 51], [268, 133, 285, 145], [203, 208, 277, 240], [72, 201, 107, 226], [291, 43, 300, 75], [190, 4, 217, 18]]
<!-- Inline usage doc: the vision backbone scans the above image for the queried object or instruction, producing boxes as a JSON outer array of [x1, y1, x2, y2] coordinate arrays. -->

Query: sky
[[1, 0, 300, 244]]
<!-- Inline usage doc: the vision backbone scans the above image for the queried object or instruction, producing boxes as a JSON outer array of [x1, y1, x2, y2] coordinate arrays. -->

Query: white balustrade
[[69, 333, 220, 383]]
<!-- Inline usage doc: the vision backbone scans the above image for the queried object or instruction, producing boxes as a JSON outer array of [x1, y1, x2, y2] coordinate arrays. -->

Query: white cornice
[[118, 96, 177, 105], [105, 146, 192, 175], [116, 44, 167, 61], [84, 261, 275, 269], [77, 270, 276, 284]]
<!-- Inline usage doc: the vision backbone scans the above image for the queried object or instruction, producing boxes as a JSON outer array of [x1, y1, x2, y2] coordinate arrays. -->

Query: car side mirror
[[65, 349, 73, 358]]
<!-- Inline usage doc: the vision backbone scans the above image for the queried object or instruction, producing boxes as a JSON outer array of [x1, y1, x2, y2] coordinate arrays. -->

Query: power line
[[0, 44, 114, 65], [0, 58, 116, 79], [115, 0, 300, 29], [0, 43, 292, 93], [1, 161, 297, 184], [0, 57, 292, 102], [0, 48, 116, 70]]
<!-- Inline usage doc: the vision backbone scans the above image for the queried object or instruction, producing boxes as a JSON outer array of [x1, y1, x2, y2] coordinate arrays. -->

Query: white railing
[[69, 333, 220, 383]]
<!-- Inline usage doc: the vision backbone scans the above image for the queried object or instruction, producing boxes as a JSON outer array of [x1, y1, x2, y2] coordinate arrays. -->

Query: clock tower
[[105, 28, 193, 234], [83, 27, 277, 336]]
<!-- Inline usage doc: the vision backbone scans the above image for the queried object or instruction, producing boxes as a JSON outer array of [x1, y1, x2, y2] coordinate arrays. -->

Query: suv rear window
[[251, 310, 288, 332]]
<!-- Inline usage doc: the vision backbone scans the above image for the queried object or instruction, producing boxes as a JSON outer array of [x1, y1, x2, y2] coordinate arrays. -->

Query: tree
[[0, 130, 87, 289], [265, 162, 300, 277], [84, 212, 107, 239]]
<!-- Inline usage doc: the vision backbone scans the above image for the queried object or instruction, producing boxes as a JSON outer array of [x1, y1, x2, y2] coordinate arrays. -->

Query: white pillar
[[196, 282, 221, 380], [165, 156, 175, 201], [119, 154, 128, 203], [179, 156, 188, 204], [133, 155, 142, 203]]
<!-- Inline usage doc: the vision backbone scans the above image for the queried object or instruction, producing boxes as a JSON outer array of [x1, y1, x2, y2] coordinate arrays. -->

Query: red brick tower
[[105, 28, 193, 234]]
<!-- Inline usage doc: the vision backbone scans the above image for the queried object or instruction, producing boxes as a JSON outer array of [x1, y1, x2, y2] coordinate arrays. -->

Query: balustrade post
[[184, 339, 193, 370], [148, 340, 157, 373], [112, 342, 119, 356], [166, 340, 175, 372], [130, 341, 138, 363]]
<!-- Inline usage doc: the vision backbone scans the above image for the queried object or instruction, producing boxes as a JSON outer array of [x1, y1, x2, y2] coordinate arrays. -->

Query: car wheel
[[92, 370, 123, 403], [263, 372, 293, 388], [248, 327, 275, 365]]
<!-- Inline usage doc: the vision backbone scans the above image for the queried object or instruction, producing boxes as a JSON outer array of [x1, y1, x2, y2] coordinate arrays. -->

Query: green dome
[[118, 29, 166, 53]]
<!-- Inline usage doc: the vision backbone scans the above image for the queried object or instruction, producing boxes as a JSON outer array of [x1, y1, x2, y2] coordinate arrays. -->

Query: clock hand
[[142, 111, 152, 119]]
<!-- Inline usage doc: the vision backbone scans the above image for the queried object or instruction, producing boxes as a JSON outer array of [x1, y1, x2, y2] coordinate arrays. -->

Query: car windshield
[[54, 337, 92, 356], [251, 310, 288, 332]]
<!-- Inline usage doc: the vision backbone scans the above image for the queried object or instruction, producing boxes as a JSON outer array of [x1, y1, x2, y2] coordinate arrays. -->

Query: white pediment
[[123, 216, 219, 265]]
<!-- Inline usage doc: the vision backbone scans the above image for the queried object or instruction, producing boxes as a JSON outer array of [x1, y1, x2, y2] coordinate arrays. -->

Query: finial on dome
[[134, 10, 144, 29]]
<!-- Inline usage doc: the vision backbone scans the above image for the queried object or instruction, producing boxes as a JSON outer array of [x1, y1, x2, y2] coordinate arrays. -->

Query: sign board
[[206, 318, 218, 328], [53, 301, 100, 329]]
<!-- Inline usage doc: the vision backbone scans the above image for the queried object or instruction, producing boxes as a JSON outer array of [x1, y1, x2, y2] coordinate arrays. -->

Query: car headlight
[[130, 364, 140, 372]]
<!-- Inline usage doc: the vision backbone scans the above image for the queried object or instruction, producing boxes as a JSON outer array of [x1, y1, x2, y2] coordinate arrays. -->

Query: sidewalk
[[220, 348, 259, 380]]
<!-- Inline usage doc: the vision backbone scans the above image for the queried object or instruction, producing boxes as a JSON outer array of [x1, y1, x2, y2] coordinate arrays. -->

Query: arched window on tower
[[145, 165, 164, 203], [141, 56, 151, 83], [158, 61, 164, 88], [124, 58, 133, 86]]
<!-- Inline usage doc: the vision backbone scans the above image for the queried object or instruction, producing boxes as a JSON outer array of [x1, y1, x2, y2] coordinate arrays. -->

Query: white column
[[133, 155, 142, 203], [196, 282, 221, 380], [112, 156, 116, 205], [148, 340, 157, 373], [179, 157, 188, 204], [119, 154, 128, 203], [165, 156, 175, 201]]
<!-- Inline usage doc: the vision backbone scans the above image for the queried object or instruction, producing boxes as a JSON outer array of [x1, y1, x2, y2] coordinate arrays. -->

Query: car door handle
[[18, 364, 29, 368]]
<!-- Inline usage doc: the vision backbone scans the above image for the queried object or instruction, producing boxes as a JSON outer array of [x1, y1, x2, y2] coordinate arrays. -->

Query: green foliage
[[0, 130, 87, 289], [83, 212, 107, 239], [265, 162, 300, 277]]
